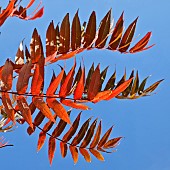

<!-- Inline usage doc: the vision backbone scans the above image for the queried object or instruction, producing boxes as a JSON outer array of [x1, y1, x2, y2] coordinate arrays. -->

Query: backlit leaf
[[46, 68, 64, 95], [1, 92, 15, 122], [16, 61, 32, 94], [103, 137, 122, 149], [129, 32, 153, 53], [60, 142, 68, 158], [74, 66, 85, 100], [69, 145, 78, 164], [108, 12, 124, 50], [119, 17, 138, 52], [105, 77, 133, 100], [31, 55, 44, 95], [59, 13, 70, 53], [80, 119, 97, 147], [95, 9, 111, 48], [83, 11, 96, 48], [104, 69, 116, 90], [87, 64, 101, 100], [61, 99, 89, 110], [71, 117, 91, 146], [71, 11, 81, 50], [47, 98, 70, 124], [17, 96, 33, 128], [48, 137, 56, 165], [89, 149, 104, 161], [98, 126, 113, 148], [1, 59, 13, 91], [33, 97, 56, 123], [59, 62, 76, 98], [62, 112, 81, 142], [90, 121, 102, 148], [79, 148, 91, 162]]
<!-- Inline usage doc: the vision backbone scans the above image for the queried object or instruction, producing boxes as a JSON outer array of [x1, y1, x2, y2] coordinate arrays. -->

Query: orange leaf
[[17, 96, 33, 128], [89, 149, 104, 161], [33, 97, 56, 123], [59, 62, 76, 98], [1, 59, 13, 91], [16, 61, 32, 94], [1, 92, 15, 122], [90, 121, 101, 148], [61, 99, 90, 110], [60, 142, 68, 158], [105, 77, 133, 100], [87, 64, 101, 100], [31, 56, 44, 95], [91, 90, 112, 103], [37, 131, 46, 152], [79, 148, 91, 162], [74, 66, 85, 100], [47, 98, 70, 124], [46, 68, 64, 95], [48, 137, 56, 165], [0, 0, 16, 26], [69, 145, 79, 164]]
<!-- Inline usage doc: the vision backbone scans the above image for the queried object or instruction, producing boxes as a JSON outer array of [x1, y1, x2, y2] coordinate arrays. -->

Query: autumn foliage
[[0, 0, 163, 166]]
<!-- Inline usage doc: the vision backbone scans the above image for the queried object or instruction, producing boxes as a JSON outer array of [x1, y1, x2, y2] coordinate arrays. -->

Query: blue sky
[[1, 0, 170, 170]]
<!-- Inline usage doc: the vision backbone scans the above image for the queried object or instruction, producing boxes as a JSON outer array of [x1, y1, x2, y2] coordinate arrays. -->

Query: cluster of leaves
[[0, 0, 163, 165], [0, 0, 44, 26]]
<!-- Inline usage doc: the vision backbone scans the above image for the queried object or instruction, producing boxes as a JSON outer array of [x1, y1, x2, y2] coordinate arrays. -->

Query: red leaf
[[74, 66, 85, 100], [28, 7, 44, 20], [47, 98, 71, 124], [51, 50, 79, 63], [1, 92, 15, 122], [59, 62, 76, 98], [0, 0, 16, 26], [33, 97, 56, 123], [46, 69, 64, 95], [31, 56, 44, 95], [17, 96, 33, 128], [1, 59, 13, 91], [48, 137, 56, 165], [60, 142, 68, 158], [79, 148, 91, 162], [105, 77, 133, 100], [89, 149, 104, 161], [61, 99, 90, 110], [37, 131, 46, 152], [129, 32, 153, 53], [87, 64, 101, 100], [16, 61, 32, 94]]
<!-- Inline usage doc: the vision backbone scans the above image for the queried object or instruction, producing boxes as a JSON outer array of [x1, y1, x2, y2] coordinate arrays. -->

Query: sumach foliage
[[0, 0, 163, 165]]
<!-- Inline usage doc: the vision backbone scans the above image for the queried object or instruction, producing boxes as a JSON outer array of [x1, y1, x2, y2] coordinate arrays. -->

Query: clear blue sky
[[1, 0, 170, 170]]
